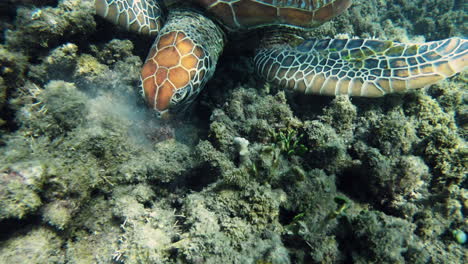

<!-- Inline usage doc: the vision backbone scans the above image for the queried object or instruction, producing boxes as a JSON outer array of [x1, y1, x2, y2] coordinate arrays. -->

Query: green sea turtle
[[94, 0, 467, 118]]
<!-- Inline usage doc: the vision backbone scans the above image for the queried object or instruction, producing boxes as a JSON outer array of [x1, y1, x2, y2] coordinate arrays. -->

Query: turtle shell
[[192, 0, 352, 30]]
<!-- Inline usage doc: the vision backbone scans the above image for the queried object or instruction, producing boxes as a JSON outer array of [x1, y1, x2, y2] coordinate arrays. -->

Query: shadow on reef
[[0, 1, 58, 32]]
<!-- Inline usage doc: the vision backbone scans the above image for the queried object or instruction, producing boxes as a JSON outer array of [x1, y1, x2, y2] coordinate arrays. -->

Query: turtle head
[[140, 10, 225, 119], [140, 30, 208, 119]]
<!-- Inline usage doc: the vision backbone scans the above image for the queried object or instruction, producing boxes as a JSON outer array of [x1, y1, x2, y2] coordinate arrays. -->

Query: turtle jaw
[[140, 10, 225, 118]]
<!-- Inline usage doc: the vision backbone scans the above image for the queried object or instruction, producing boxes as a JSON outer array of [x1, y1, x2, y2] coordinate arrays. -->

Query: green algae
[[0, 45, 28, 129], [5, 0, 95, 53], [0, 78, 6, 127], [0, 227, 64, 263], [17, 80, 88, 139], [0, 161, 45, 220], [271, 127, 308, 157]]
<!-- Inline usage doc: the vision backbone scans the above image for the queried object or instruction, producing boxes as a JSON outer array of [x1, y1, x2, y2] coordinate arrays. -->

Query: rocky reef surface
[[0, 0, 466, 263]]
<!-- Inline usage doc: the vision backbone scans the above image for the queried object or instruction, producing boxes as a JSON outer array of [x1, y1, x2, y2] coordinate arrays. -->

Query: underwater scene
[[0, 0, 467, 263]]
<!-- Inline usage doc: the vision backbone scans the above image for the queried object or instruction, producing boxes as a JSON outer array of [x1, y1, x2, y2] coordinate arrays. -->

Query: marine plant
[[271, 127, 308, 157]]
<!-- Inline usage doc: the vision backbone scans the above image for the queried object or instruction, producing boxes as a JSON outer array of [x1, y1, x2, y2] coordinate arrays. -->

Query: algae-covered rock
[[209, 88, 299, 148], [352, 143, 431, 216], [0, 227, 64, 263], [320, 95, 357, 137], [349, 211, 428, 263], [28, 43, 112, 88], [203, 87, 309, 188], [303, 120, 351, 173], [64, 196, 119, 263], [280, 169, 347, 263], [176, 183, 289, 263], [17, 80, 88, 139], [0, 45, 28, 87], [366, 109, 418, 156], [0, 45, 28, 85], [42, 200, 73, 230], [0, 161, 44, 220], [332, 0, 466, 41], [74, 53, 109, 83], [120, 139, 195, 184], [92, 39, 135, 66], [404, 92, 466, 187], [0, 77, 6, 127], [28, 38, 142, 101], [5, 0, 95, 53], [28, 43, 79, 83], [107, 186, 180, 264], [195, 140, 241, 185], [0, 46, 28, 127], [383, 0, 466, 40]]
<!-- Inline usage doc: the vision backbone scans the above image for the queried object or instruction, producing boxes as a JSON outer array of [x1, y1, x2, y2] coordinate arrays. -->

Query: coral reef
[[317, 0, 466, 41], [0, 0, 466, 263], [5, 0, 95, 54], [348, 211, 428, 263], [0, 161, 44, 220], [0, 45, 28, 129], [0, 227, 64, 263], [0, 78, 6, 127]]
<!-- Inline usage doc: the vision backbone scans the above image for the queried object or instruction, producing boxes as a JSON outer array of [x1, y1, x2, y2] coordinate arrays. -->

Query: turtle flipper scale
[[255, 37, 467, 97], [94, 0, 162, 36]]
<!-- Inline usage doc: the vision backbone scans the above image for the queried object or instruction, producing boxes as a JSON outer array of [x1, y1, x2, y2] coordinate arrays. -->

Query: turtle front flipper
[[255, 37, 467, 97], [140, 10, 225, 118], [94, 0, 162, 36]]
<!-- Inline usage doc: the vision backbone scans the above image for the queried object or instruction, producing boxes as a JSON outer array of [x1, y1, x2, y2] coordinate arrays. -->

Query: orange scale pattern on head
[[142, 77, 156, 108], [181, 54, 198, 69], [155, 68, 168, 84], [155, 46, 180, 68], [169, 67, 190, 88], [157, 32, 176, 49], [175, 32, 185, 43], [189, 69, 196, 79], [199, 69, 205, 80], [141, 30, 205, 112], [177, 39, 194, 55], [194, 47, 204, 58], [141, 59, 157, 80], [156, 81, 175, 110]]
